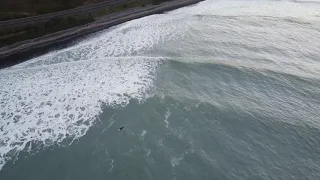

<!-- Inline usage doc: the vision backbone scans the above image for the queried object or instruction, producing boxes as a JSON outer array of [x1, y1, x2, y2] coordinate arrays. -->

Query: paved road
[[0, 0, 129, 28]]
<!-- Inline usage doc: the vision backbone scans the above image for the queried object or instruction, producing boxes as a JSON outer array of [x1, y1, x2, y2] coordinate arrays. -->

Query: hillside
[[0, 0, 107, 20], [0, 0, 172, 20], [0, 0, 174, 47]]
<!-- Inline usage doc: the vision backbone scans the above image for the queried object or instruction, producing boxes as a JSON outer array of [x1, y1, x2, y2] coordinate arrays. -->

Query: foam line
[[0, 9, 188, 170]]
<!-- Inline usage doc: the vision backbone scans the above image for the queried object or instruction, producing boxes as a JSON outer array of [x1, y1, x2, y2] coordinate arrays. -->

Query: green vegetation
[[0, 0, 174, 47], [0, 0, 105, 20], [152, 0, 174, 5], [0, 15, 94, 47], [93, 0, 152, 17], [0, 0, 172, 21], [110, 0, 151, 12]]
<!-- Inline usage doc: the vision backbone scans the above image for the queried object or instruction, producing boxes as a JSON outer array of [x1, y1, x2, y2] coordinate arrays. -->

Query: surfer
[[118, 126, 125, 131]]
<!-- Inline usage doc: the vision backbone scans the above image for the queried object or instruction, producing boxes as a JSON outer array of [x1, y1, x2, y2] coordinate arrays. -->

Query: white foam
[[164, 108, 171, 128], [140, 130, 148, 140], [0, 57, 159, 169], [4, 0, 310, 171], [0, 11, 187, 170], [171, 0, 320, 20], [9, 13, 187, 70]]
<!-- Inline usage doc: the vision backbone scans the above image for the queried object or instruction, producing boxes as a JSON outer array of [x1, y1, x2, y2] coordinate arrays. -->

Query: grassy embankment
[[0, 0, 172, 47], [0, 0, 109, 21]]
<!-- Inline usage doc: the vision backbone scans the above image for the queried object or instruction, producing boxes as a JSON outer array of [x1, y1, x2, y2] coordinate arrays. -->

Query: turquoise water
[[1, 0, 320, 179]]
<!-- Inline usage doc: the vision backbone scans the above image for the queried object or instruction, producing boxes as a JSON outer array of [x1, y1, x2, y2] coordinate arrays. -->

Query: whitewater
[[1, 0, 320, 179]]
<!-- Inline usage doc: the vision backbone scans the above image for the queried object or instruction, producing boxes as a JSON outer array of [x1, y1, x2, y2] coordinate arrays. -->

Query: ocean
[[1, 0, 320, 179]]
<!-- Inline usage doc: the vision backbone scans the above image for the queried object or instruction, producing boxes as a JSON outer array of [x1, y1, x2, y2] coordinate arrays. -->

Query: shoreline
[[0, 0, 203, 68]]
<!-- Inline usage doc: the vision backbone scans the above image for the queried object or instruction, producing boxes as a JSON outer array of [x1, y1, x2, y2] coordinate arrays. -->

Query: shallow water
[[1, 0, 320, 179]]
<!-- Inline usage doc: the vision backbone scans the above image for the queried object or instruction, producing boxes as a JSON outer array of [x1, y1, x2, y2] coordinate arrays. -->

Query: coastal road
[[0, 0, 130, 28]]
